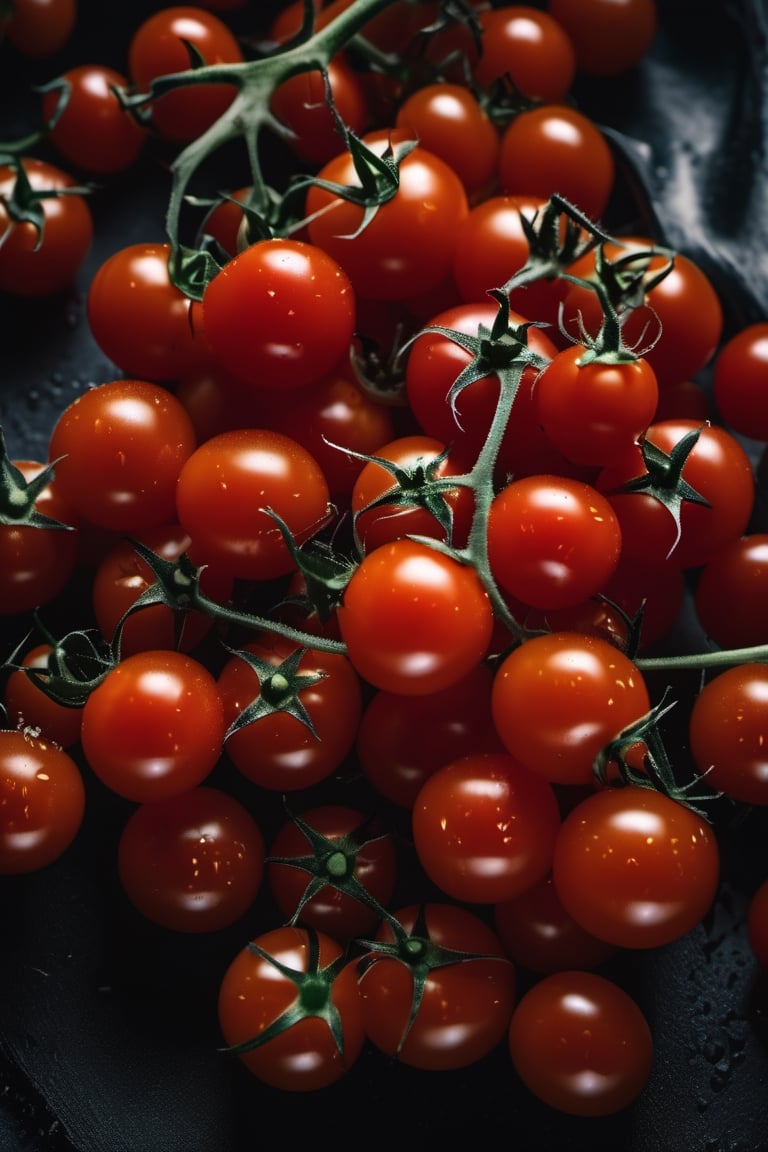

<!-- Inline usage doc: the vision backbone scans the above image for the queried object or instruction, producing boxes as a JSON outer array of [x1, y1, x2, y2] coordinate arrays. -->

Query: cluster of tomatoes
[[3, 0, 768, 1132]]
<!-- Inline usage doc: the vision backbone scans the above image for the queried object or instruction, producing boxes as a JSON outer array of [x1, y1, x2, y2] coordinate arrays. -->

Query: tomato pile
[[2, 0, 768, 1144]]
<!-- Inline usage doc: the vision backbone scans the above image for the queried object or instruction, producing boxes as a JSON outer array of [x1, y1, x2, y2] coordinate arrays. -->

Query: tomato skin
[[689, 665, 768, 806], [412, 752, 561, 904], [4, 0, 76, 58], [42, 65, 147, 175], [270, 58, 368, 167], [201, 238, 356, 391], [218, 926, 366, 1091], [508, 970, 653, 1116], [3, 645, 84, 750], [491, 632, 651, 787], [547, 0, 658, 77], [713, 322, 768, 440], [305, 130, 469, 301], [552, 786, 720, 949], [487, 475, 622, 612], [473, 6, 577, 98], [748, 878, 768, 969], [0, 158, 92, 297], [174, 428, 331, 582], [0, 729, 85, 873], [80, 650, 225, 803], [693, 534, 768, 650], [117, 786, 265, 933], [359, 902, 516, 1070], [338, 538, 493, 696], [48, 379, 197, 534], [128, 6, 244, 142]]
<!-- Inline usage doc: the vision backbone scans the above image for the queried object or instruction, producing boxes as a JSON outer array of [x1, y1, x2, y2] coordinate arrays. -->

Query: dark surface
[[2, 2, 768, 1150]]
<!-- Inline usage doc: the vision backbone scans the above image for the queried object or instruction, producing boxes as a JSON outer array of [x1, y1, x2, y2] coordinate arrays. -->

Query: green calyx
[[223, 644, 327, 741]]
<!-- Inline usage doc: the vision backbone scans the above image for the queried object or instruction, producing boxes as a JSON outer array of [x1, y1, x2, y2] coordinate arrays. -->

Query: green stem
[[637, 643, 768, 673]]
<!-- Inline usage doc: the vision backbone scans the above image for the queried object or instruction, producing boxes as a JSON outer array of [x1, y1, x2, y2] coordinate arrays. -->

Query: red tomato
[[48, 379, 197, 534], [337, 538, 493, 695], [117, 786, 265, 933], [4, 0, 76, 57], [216, 635, 362, 791], [174, 428, 331, 581], [713, 321, 768, 440], [80, 650, 225, 802], [305, 129, 469, 300], [3, 644, 84, 750], [491, 632, 651, 787], [748, 878, 768, 969], [547, 0, 658, 77], [270, 57, 368, 167], [689, 664, 768, 806], [694, 534, 768, 650], [42, 64, 147, 174], [128, 5, 244, 142], [218, 925, 365, 1090], [508, 970, 653, 1115], [0, 729, 85, 873], [0, 158, 92, 297], [358, 902, 516, 1070], [201, 238, 356, 391], [412, 752, 561, 904], [552, 785, 720, 949]]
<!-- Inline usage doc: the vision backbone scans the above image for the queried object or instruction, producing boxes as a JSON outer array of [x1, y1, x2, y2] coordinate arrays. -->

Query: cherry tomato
[[712, 321, 768, 440], [547, 0, 658, 77], [3, 644, 83, 749], [508, 970, 654, 1116], [270, 57, 368, 167], [552, 785, 720, 949], [694, 534, 768, 650], [3, 0, 76, 58], [42, 64, 147, 174], [689, 664, 768, 806], [337, 538, 493, 695], [0, 728, 85, 873]]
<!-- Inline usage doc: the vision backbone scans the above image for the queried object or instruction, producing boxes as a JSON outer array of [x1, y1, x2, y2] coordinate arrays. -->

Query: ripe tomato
[[491, 632, 651, 787], [48, 379, 197, 534], [412, 752, 561, 904], [3, 644, 84, 749], [689, 664, 768, 806], [42, 65, 147, 174], [201, 238, 356, 391], [270, 57, 368, 167], [216, 634, 362, 792], [358, 902, 516, 1070], [0, 157, 92, 297], [712, 321, 768, 440], [305, 129, 469, 300], [337, 538, 493, 695], [174, 428, 331, 581], [127, 5, 244, 142], [117, 785, 265, 933], [547, 0, 658, 77], [3, 0, 76, 58], [693, 534, 768, 650], [748, 878, 768, 969], [552, 785, 720, 949], [0, 728, 85, 873], [80, 650, 225, 803], [486, 474, 622, 612], [508, 970, 653, 1116], [218, 925, 365, 1090]]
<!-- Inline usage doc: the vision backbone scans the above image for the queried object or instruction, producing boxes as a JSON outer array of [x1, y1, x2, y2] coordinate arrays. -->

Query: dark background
[[2, 2, 768, 1149]]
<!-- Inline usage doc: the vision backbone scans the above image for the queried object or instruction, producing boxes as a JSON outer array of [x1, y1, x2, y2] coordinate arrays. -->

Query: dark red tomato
[[713, 322, 768, 440], [201, 238, 356, 391], [412, 752, 561, 904], [174, 428, 331, 581], [356, 662, 504, 807], [0, 729, 85, 873], [534, 344, 659, 466], [48, 379, 197, 534], [117, 785, 265, 933], [128, 5, 244, 142], [218, 925, 365, 1090], [508, 970, 653, 1115], [174, 356, 268, 443], [0, 158, 92, 297], [486, 475, 622, 612], [596, 419, 755, 570], [548, 0, 658, 77], [275, 568, 343, 643], [91, 522, 235, 656], [80, 650, 225, 803], [491, 631, 651, 787], [0, 459, 79, 615], [748, 878, 768, 969], [498, 105, 615, 222], [351, 434, 474, 552], [552, 785, 720, 949], [694, 534, 768, 650], [653, 377, 712, 423], [200, 184, 253, 257], [87, 242, 206, 382], [395, 82, 500, 199], [494, 875, 618, 974], [563, 238, 724, 387], [271, 57, 368, 167], [305, 129, 469, 300], [3, 0, 76, 57], [3, 644, 84, 750], [267, 804, 397, 941], [689, 664, 768, 806], [359, 902, 516, 1070], [42, 64, 147, 174], [338, 538, 493, 695]]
